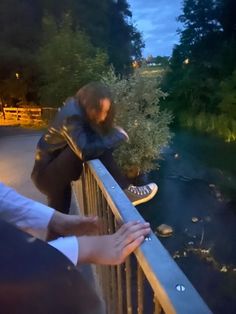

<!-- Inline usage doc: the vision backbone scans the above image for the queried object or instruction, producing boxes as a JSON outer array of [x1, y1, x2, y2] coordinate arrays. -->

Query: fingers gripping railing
[[73, 160, 212, 314]]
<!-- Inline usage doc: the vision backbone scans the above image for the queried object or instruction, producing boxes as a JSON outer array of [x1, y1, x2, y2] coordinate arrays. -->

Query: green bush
[[102, 68, 173, 174]]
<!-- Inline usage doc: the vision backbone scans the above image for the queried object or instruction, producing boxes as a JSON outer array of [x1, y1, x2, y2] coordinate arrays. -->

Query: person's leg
[[32, 147, 83, 214], [99, 150, 130, 189], [47, 184, 72, 214], [99, 150, 158, 206]]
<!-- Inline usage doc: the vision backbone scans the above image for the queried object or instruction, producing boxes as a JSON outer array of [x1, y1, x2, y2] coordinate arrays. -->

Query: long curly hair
[[75, 82, 115, 134]]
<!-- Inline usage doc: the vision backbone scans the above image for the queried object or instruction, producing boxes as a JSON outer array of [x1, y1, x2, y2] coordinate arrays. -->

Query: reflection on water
[[139, 130, 236, 314]]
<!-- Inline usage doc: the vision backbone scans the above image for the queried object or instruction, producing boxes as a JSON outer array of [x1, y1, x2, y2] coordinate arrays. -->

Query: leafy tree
[[217, 0, 236, 39], [0, 0, 42, 104], [102, 68, 172, 174], [38, 15, 108, 106], [178, 0, 221, 48], [98, 0, 144, 73], [41, 0, 144, 74], [0, 0, 143, 105], [162, 0, 236, 141], [164, 1, 235, 111]]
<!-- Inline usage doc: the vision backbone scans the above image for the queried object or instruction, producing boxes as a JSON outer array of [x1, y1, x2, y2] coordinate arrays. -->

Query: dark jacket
[[34, 98, 127, 165]]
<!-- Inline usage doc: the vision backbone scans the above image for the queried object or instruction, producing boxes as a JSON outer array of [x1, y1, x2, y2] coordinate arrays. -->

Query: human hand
[[103, 126, 129, 149], [78, 221, 151, 265], [114, 126, 129, 142]]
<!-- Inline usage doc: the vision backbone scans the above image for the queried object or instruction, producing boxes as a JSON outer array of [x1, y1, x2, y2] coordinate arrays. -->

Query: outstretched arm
[[62, 116, 128, 161], [0, 182, 54, 231], [48, 210, 99, 237], [0, 183, 99, 238], [49, 221, 150, 266]]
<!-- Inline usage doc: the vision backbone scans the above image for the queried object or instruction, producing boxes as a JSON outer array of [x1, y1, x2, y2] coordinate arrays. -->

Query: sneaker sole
[[132, 184, 158, 206]]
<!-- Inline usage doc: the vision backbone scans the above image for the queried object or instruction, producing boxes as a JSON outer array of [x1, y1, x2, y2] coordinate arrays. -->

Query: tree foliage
[[163, 0, 236, 141], [38, 15, 108, 106], [102, 69, 173, 173], [0, 0, 143, 105], [0, 0, 42, 104]]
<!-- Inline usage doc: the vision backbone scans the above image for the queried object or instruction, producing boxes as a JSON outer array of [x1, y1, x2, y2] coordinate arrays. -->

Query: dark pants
[[31, 147, 129, 214], [0, 219, 104, 314]]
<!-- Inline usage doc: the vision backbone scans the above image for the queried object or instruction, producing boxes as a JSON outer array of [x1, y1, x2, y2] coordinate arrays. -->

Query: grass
[[179, 111, 236, 142], [178, 112, 236, 142]]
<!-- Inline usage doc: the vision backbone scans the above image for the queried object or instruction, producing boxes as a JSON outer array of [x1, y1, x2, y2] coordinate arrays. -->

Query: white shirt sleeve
[[0, 182, 54, 230], [48, 236, 79, 266]]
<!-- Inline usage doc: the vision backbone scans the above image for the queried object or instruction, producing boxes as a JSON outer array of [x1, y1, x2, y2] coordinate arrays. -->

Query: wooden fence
[[2, 107, 58, 124]]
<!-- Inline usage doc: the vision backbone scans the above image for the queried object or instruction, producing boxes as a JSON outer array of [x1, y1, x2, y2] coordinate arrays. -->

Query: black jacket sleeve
[[61, 115, 127, 161]]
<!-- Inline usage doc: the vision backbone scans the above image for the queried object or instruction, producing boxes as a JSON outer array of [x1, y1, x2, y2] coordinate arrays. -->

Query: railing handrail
[[86, 159, 212, 314]]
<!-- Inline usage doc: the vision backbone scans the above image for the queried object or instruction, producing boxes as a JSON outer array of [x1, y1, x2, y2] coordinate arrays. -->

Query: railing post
[[125, 257, 132, 314], [137, 265, 144, 314]]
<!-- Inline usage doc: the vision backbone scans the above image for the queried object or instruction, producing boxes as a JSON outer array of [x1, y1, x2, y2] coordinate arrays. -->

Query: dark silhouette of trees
[[163, 0, 236, 140], [0, 0, 143, 105]]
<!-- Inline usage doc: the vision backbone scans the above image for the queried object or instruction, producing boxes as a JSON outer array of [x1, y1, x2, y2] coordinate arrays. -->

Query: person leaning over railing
[[31, 82, 158, 215], [0, 182, 151, 266]]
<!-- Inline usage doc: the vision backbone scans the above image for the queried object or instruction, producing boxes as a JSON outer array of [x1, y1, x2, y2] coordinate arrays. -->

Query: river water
[[139, 129, 236, 313]]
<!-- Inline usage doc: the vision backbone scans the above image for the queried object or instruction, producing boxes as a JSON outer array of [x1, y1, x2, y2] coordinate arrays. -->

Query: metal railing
[[73, 160, 212, 314]]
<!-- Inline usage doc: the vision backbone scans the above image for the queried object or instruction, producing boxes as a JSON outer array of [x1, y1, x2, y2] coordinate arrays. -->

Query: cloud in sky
[[128, 0, 182, 57]]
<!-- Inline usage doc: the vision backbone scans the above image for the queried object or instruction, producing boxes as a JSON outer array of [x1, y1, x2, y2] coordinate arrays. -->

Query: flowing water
[[139, 129, 236, 313]]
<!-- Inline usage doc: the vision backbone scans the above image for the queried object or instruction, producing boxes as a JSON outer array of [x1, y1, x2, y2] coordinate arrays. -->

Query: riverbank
[[178, 111, 236, 143]]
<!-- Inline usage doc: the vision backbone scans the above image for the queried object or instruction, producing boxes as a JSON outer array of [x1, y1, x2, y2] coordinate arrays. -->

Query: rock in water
[[156, 224, 173, 237], [192, 217, 199, 223]]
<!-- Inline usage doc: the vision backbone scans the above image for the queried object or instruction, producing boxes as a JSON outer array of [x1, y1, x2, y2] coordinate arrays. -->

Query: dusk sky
[[128, 0, 183, 57]]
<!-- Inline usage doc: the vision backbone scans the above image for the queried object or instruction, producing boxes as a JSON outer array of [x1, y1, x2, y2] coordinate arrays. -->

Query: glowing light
[[183, 58, 190, 65], [132, 60, 140, 69]]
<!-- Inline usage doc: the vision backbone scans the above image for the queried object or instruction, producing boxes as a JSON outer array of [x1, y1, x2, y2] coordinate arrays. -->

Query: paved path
[[0, 126, 98, 301], [0, 126, 46, 203]]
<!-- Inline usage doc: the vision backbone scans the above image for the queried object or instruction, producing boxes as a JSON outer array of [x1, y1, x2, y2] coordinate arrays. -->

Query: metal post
[[125, 257, 133, 314], [137, 265, 144, 314]]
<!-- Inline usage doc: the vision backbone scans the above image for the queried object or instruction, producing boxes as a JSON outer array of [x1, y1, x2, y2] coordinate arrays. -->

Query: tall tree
[[0, 0, 42, 103], [38, 15, 108, 106], [42, 0, 144, 73], [163, 0, 236, 141], [107, 0, 144, 73], [177, 0, 222, 60], [217, 0, 236, 39], [0, 0, 143, 104]]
